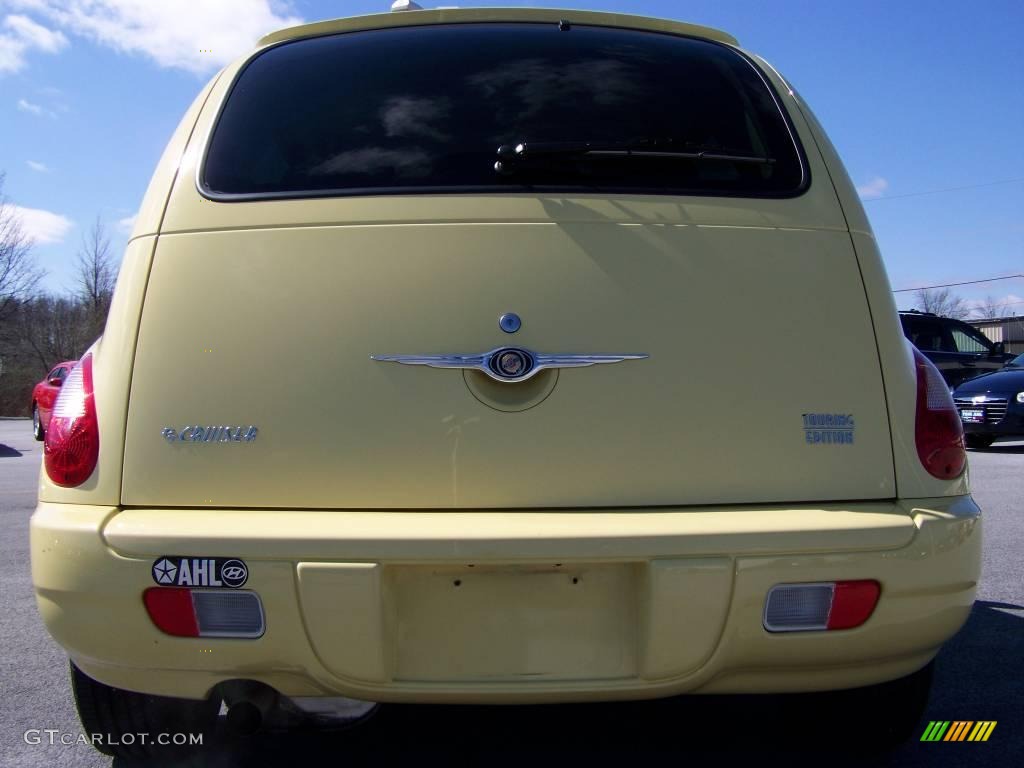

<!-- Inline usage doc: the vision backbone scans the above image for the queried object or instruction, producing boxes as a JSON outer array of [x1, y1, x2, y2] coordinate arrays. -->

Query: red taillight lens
[[43, 354, 99, 487], [827, 580, 881, 630], [143, 588, 200, 637], [912, 348, 965, 480]]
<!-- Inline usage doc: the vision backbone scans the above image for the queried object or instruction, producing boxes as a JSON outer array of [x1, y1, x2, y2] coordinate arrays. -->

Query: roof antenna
[[391, 0, 423, 11]]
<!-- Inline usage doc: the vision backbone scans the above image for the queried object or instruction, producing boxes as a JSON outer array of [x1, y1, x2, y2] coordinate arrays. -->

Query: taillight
[[143, 588, 265, 638], [912, 348, 966, 480], [763, 580, 881, 632], [44, 354, 99, 487], [143, 587, 199, 637], [826, 580, 882, 630]]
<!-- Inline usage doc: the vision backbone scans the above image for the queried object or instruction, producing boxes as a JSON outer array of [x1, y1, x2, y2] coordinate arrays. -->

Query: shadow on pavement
[[978, 443, 1024, 454], [111, 601, 1023, 768], [0, 443, 24, 458]]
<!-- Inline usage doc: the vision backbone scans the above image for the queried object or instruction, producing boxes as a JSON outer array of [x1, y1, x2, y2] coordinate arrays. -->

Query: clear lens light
[[764, 584, 832, 631], [1016, 392, 1024, 404], [52, 363, 87, 419]]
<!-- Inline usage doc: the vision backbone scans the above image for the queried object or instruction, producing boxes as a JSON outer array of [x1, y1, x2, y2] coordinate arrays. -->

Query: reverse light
[[764, 580, 881, 632], [44, 354, 99, 487], [912, 348, 966, 480], [144, 588, 265, 638]]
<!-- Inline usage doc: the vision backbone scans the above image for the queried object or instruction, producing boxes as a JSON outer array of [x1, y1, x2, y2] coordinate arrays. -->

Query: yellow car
[[32, 6, 979, 758]]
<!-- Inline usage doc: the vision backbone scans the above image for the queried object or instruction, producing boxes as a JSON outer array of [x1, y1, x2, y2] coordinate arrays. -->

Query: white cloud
[[15, 1, 303, 75], [26, 159, 49, 172], [16, 96, 57, 117], [116, 213, 137, 234], [856, 176, 889, 200], [5, 13, 66, 50], [0, 13, 67, 73], [16, 97, 43, 114], [11, 205, 73, 244]]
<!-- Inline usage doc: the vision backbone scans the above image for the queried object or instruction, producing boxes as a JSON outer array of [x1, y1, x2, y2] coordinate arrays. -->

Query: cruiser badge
[[161, 425, 258, 443]]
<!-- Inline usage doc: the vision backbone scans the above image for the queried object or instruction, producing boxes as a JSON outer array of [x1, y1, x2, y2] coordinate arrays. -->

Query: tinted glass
[[950, 326, 991, 354], [203, 23, 805, 198], [904, 318, 947, 352]]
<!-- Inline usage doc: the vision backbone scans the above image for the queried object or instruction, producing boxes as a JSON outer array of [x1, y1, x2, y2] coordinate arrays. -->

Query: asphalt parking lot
[[1, 417, 1020, 767]]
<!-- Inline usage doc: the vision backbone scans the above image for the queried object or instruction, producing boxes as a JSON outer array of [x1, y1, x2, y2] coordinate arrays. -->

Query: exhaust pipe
[[226, 700, 263, 736], [221, 681, 279, 735], [219, 680, 380, 734]]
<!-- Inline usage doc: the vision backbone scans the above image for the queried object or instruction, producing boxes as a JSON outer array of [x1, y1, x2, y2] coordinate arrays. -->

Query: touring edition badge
[[152, 557, 248, 588]]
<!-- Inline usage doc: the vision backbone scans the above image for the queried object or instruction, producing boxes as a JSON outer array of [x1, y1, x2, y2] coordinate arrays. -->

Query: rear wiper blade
[[494, 139, 775, 174]]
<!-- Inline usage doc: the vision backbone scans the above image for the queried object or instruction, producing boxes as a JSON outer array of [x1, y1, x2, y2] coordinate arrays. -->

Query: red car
[[31, 360, 78, 441]]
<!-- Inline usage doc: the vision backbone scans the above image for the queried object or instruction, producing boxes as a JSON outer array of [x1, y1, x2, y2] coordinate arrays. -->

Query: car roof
[[258, 7, 738, 48], [899, 311, 965, 323]]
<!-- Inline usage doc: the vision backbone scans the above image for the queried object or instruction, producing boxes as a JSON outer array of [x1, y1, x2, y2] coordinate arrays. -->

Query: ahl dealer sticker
[[151, 556, 248, 588]]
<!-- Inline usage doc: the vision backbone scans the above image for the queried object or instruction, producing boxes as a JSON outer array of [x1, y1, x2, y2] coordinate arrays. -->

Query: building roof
[[968, 316, 1022, 325]]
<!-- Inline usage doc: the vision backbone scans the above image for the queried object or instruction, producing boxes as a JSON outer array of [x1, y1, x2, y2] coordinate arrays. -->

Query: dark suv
[[899, 310, 1013, 388]]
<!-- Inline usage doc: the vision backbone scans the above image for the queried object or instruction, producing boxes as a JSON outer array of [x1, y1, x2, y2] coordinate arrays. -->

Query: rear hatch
[[121, 19, 895, 508]]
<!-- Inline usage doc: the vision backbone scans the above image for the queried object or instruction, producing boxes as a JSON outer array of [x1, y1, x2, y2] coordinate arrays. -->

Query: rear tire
[[32, 404, 44, 441], [70, 661, 219, 759], [829, 661, 934, 749], [965, 434, 995, 449]]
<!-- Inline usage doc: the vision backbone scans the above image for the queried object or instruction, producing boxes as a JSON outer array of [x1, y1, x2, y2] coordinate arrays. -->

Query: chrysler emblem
[[493, 348, 531, 379], [371, 346, 648, 383]]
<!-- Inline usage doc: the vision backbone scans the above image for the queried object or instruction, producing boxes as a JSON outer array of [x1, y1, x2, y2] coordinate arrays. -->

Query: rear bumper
[[31, 498, 980, 703]]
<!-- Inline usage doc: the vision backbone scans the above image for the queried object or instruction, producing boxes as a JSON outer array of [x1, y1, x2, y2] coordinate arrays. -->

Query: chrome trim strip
[[371, 346, 648, 383]]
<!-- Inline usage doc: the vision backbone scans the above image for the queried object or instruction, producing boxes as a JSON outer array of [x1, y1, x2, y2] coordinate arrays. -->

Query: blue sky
[[2, 0, 1022, 315]]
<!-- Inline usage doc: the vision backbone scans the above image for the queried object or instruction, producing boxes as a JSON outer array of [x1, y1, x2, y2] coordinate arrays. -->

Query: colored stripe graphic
[[945, 721, 973, 741], [921, 720, 996, 742], [968, 722, 997, 742]]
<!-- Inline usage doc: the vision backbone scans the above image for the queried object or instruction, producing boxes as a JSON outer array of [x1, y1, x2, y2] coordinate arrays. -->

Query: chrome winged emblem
[[371, 346, 648, 383]]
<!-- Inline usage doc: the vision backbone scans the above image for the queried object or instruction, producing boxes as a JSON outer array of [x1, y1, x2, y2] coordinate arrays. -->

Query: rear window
[[201, 23, 806, 199]]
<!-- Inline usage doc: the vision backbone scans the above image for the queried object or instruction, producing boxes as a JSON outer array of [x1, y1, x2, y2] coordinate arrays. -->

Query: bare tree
[[17, 295, 90, 371], [75, 216, 115, 340], [913, 287, 969, 320], [972, 295, 1002, 320], [0, 172, 44, 326], [76, 216, 115, 310]]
